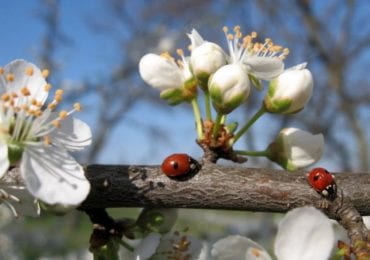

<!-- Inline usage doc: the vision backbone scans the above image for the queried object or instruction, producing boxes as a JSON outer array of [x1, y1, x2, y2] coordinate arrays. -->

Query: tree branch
[[80, 163, 370, 215]]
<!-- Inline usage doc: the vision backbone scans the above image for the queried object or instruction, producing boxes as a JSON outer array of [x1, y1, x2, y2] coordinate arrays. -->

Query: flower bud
[[188, 29, 226, 89], [139, 53, 196, 104], [136, 208, 178, 235], [264, 63, 313, 114], [209, 64, 251, 114], [267, 127, 324, 171]]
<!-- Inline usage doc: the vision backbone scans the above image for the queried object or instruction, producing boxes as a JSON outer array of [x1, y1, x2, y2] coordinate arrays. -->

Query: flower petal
[[244, 57, 284, 80], [211, 235, 271, 260], [50, 117, 92, 151], [274, 206, 334, 260], [133, 233, 161, 260], [187, 29, 205, 49], [0, 141, 9, 178], [139, 54, 183, 91], [20, 145, 90, 208], [0, 59, 48, 105], [284, 128, 324, 168]]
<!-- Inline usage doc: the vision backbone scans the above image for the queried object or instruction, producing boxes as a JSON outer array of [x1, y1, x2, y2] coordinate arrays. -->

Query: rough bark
[[80, 163, 370, 215]]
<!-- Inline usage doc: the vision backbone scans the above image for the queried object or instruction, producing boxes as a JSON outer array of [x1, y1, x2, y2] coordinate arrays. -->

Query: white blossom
[[209, 64, 251, 114], [139, 51, 196, 104], [0, 59, 91, 215], [267, 127, 324, 170], [264, 63, 313, 114], [223, 26, 288, 81], [211, 207, 334, 260], [188, 29, 227, 87]]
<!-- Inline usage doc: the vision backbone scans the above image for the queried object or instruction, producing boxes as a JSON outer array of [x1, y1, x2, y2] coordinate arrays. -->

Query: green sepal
[[263, 96, 292, 114], [248, 74, 263, 91], [195, 72, 210, 91], [160, 88, 184, 106], [8, 142, 24, 165], [210, 84, 246, 114]]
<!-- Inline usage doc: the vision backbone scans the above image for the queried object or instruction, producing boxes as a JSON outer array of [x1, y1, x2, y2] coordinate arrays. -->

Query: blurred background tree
[[0, 0, 369, 258]]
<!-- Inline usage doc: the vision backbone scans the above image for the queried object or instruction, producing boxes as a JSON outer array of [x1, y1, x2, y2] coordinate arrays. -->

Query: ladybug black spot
[[171, 161, 179, 170], [313, 175, 319, 181]]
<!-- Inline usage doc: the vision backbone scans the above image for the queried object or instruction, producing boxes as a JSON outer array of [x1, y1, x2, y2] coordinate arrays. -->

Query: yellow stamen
[[55, 89, 64, 96], [251, 31, 257, 38], [160, 51, 174, 61], [44, 83, 52, 91], [222, 26, 228, 33], [176, 49, 184, 57], [73, 103, 82, 111], [59, 110, 68, 119], [52, 120, 61, 128], [21, 87, 31, 96], [6, 73, 14, 82], [1, 94, 10, 102], [25, 67, 34, 76], [0, 67, 4, 75], [11, 92, 18, 98], [48, 103, 57, 110], [44, 135, 52, 145], [54, 94, 62, 103], [31, 99, 37, 106], [42, 69, 50, 78]]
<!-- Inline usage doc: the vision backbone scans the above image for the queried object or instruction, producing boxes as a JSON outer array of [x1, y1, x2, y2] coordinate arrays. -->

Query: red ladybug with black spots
[[307, 167, 337, 199], [161, 153, 199, 177]]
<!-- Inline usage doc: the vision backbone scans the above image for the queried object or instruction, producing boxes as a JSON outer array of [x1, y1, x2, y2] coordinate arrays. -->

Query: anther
[[44, 136, 52, 145], [44, 83, 52, 91], [21, 87, 31, 96], [54, 94, 62, 103], [0, 67, 4, 75], [55, 89, 64, 96], [25, 67, 34, 76], [42, 69, 50, 78], [73, 103, 82, 111], [48, 103, 57, 110], [52, 120, 61, 128], [59, 110, 68, 119], [6, 73, 14, 82], [1, 94, 10, 102], [176, 49, 184, 57], [160, 52, 173, 60]]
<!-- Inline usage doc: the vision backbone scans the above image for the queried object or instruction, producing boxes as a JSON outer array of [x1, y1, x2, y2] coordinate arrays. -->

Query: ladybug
[[307, 167, 337, 199], [161, 153, 198, 177]]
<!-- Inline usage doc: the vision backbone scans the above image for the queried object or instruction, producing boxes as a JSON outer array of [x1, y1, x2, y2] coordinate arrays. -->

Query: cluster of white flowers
[[131, 207, 335, 260], [0, 59, 92, 217], [139, 26, 323, 170]]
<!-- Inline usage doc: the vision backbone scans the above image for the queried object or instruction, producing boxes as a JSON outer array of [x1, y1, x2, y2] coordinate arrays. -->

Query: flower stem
[[204, 91, 212, 121], [116, 238, 134, 252], [212, 113, 223, 137], [234, 149, 270, 157], [232, 106, 267, 144], [191, 98, 203, 140]]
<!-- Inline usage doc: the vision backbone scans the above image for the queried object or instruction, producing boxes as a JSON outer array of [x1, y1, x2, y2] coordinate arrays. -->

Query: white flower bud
[[139, 53, 196, 104], [209, 64, 251, 114], [264, 63, 313, 114], [268, 127, 324, 170], [139, 53, 184, 91]]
